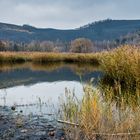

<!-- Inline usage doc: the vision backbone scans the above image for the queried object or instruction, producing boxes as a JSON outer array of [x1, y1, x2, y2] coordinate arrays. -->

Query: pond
[[0, 62, 140, 139], [0, 63, 102, 116]]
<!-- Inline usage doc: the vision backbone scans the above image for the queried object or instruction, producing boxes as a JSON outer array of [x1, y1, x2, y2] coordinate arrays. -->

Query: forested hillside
[[0, 19, 140, 42]]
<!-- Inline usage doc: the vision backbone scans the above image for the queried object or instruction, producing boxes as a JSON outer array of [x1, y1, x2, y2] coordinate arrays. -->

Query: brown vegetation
[[70, 38, 93, 53], [59, 45, 140, 139], [0, 52, 100, 64]]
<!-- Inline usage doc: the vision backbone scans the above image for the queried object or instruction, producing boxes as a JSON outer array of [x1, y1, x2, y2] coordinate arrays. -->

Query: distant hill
[[0, 19, 140, 42]]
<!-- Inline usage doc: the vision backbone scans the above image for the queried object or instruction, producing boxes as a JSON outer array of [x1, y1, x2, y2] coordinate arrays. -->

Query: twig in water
[[57, 120, 79, 126]]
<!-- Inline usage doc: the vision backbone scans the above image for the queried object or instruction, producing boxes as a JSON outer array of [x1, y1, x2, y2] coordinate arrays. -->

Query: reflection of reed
[[0, 63, 29, 72], [0, 62, 101, 89], [0, 89, 7, 106], [0, 62, 100, 75]]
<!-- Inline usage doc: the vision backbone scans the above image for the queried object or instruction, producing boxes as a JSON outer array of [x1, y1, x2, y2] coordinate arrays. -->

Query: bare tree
[[27, 41, 40, 51], [40, 41, 54, 52], [0, 41, 6, 51], [70, 38, 93, 53]]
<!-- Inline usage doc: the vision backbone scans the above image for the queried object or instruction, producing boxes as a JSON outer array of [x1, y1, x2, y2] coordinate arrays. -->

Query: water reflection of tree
[[69, 63, 100, 76]]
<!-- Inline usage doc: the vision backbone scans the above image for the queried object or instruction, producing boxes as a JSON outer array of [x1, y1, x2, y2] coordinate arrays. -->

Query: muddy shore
[[0, 106, 66, 140]]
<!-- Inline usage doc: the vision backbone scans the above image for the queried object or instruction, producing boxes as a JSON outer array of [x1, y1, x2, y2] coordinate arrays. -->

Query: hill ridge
[[0, 19, 140, 42]]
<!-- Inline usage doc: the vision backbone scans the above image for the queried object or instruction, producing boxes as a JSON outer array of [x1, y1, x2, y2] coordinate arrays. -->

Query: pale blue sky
[[0, 0, 140, 29]]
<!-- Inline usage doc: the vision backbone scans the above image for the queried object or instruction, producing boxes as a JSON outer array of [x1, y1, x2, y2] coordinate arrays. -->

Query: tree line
[[0, 38, 119, 53]]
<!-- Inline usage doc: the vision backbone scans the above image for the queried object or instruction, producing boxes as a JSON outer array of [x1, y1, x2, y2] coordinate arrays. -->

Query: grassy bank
[[0, 52, 99, 64]]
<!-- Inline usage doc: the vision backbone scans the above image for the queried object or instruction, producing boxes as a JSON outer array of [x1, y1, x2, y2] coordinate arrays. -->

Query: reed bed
[[0, 52, 99, 64], [99, 45, 140, 91], [59, 82, 140, 140], [0, 52, 30, 63]]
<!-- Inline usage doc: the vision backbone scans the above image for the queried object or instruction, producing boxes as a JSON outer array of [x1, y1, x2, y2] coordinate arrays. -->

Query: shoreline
[[0, 106, 66, 140]]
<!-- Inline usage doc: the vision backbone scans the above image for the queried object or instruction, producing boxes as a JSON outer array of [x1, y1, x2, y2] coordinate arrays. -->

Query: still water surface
[[0, 63, 102, 115]]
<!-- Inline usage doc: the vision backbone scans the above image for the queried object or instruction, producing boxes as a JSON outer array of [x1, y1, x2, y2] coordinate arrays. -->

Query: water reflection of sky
[[0, 81, 83, 115]]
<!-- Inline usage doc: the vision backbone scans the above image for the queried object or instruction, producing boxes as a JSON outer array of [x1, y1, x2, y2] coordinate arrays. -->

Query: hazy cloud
[[0, 0, 140, 29]]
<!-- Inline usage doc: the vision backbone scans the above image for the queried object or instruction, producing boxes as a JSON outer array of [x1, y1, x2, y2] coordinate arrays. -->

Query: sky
[[0, 0, 140, 29]]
